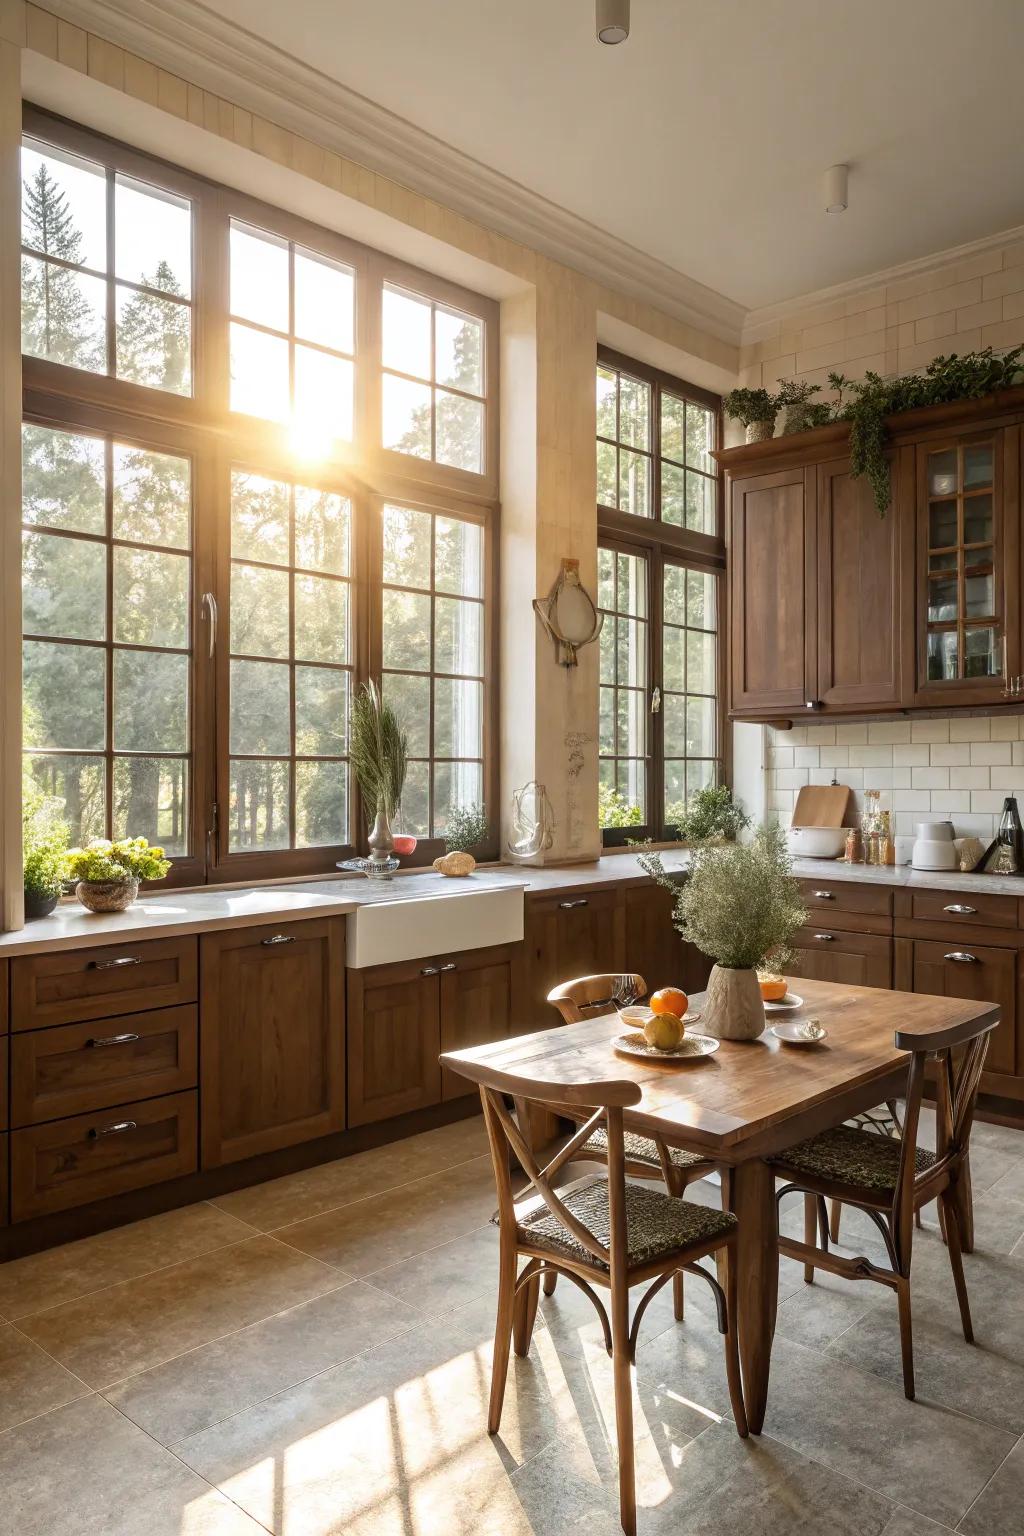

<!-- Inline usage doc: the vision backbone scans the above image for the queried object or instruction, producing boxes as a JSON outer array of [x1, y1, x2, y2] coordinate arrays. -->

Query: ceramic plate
[[613, 1030, 719, 1062], [762, 993, 804, 1013], [771, 1019, 829, 1047]]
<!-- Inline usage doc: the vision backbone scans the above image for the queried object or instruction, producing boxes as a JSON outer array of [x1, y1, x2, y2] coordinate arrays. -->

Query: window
[[20, 111, 498, 880], [380, 503, 486, 836], [596, 348, 724, 843], [21, 138, 192, 394], [229, 220, 355, 446], [22, 422, 193, 853], [382, 285, 486, 474], [924, 442, 998, 680]]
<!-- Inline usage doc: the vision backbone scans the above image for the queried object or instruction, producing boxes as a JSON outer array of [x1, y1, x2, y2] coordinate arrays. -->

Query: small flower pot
[[76, 878, 139, 913], [745, 418, 776, 443], [701, 964, 766, 1041], [23, 889, 60, 921]]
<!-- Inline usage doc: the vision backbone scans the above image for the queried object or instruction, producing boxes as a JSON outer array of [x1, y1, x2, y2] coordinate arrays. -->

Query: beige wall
[[738, 235, 1024, 399]]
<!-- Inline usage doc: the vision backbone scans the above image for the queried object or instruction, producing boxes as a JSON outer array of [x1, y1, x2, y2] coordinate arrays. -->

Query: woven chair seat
[[774, 1123, 935, 1194], [580, 1123, 709, 1174], [512, 1179, 736, 1271]]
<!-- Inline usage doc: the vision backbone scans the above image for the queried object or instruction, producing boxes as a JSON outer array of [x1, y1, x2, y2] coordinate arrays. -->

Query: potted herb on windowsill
[[435, 804, 489, 876], [66, 838, 171, 913], [22, 787, 70, 920], [640, 824, 806, 1040], [667, 785, 750, 845]]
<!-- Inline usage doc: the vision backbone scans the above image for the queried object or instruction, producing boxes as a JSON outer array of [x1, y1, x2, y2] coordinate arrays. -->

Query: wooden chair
[[827, 1100, 924, 1244], [442, 1053, 748, 1536], [546, 974, 717, 1315], [773, 1012, 995, 1400]]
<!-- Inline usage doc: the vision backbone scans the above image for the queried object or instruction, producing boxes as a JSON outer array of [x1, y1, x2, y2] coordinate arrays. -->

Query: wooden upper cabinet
[[911, 426, 1020, 707], [729, 464, 816, 715], [200, 918, 345, 1168], [816, 455, 903, 711]]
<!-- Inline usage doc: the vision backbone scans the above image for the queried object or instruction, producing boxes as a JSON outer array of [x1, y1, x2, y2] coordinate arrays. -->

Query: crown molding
[[742, 221, 1024, 344], [37, 0, 745, 346]]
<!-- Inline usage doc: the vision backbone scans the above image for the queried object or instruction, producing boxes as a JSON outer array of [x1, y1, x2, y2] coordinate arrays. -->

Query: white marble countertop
[[3, 846, 1020, 958]]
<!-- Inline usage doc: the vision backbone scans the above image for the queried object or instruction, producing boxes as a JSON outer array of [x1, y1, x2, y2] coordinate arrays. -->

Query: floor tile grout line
[[954, 1429, 1023, 1532], [261, 1151, 494, 1242]]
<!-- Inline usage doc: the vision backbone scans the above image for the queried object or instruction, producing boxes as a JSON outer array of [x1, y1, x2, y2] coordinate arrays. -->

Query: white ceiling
[[187, 0, 1024, 311]]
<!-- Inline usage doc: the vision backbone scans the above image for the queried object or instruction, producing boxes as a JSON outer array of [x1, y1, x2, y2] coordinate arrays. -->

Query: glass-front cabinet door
[[915, 431, 1018, 704]]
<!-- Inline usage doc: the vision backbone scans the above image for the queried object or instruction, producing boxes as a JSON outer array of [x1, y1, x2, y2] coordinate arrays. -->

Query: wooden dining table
[[446, 976, 1000, 1434]]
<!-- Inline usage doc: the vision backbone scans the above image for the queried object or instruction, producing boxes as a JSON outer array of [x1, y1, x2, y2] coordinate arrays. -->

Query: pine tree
[[116, 260, 191, 395], [21, 163, 104, 370]]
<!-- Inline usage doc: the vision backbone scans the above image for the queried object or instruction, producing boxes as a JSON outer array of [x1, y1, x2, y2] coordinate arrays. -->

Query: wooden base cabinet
[[909, 939, 1017, 1077], [523, 888, 624, 1028], [623, 884, 712, 997], [200, 918, 345, 1168], [789, 927, 893, 989]]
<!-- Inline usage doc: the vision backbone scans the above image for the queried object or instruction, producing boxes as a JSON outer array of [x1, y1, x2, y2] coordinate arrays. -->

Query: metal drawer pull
[[88, 1119, 138, 1139], [943, 904, 977, 916], [261, 934, 294, 946], [944, 951, 978, 964], [812, 933, 836, 941], [420, 965, 440, 976], [439, 962, 457, 971], [87, 1032, 140, 1049], [813, 891, 835, 900], [90, 955, 142, 970], [558, 898, 589, 910]]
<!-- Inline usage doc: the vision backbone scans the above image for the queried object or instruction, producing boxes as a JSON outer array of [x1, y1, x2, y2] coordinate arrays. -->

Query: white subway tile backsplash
[[971, 742, 1012, 765], [805, 726, 837, 747], [987, 771, 1024, 793], [794, 747, 820, 768], [892, 745, 930, 767], [893, 790, 934, 812], [835, 723, 868, 745], [930, 743, 971, 766], [949, 766, 990, 790], [911, 720, 951, 743], [866, 722, 912, 744], [775, 768, 809, 789], [932, 792, 972, 813], [971, 790, 1011, 813], [819, 747, 850, 768], [990, 717, 1021, 741], [950, 717, 989, 741], [842, 769, 865, 790], [772, 747, 795, 769], [911, 766, 950, 790], [849, 746, 897, 768], [1013, 741, 1024, 766]]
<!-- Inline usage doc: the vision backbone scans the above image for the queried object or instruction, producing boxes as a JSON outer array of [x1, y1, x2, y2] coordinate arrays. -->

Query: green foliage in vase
[[640, 823, 806, 971], [668, 784, 750, 844], [825, 347, 1024, 515], [722, 386, 777, 428], [350, 679, 408, 821], [66, 837, 171, 885], [444, 803, 489, 854], [22, 782, 70, 898], [776, 378, 833, 434], [599, 783, 643, 828]]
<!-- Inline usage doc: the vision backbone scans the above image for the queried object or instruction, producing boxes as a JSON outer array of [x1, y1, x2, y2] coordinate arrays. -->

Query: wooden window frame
[[596, 347, 726, 847], [20, 106, 500, 883]]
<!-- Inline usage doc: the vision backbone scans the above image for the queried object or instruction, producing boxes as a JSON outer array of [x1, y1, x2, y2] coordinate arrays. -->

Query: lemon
[[643, 1013, 684, 1051]]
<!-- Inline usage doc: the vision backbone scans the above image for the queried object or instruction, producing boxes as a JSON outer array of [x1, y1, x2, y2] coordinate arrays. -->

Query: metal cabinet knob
[[943, 951, 978, 964], [261, 934, 295, 946], [88, 1119, 137, 1139], [812, 932, 836, 941], [420, 965, 440, 976], [439, 962, 457, 971], [558, 898, 589, 910], [943, 904, 977, 915], [813, 890, 835, 900]]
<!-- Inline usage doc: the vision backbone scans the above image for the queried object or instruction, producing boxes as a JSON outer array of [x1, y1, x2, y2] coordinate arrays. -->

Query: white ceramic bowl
[[787, 826, 847, 858]]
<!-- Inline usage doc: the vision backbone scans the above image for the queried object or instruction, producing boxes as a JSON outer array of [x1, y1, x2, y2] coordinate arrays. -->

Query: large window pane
[[23, 532, 105, 640], [294, 346, 354, 443], [382, 285, 488, 474], [294, 574, 348, 665], [25, 753, 106, 846], [22, 255, 106, 371], [436, 308, 483, 395], [22, 142, 106, 269], [295, 666, 348, 756], [115, 175, 192, 297], [231, 473, 290, 566], [383, 589, 431, 670], [434, 678, 483, 758], [436, 391, 483, 473], [295, 488, 350, 576], [296, 761, 348, 848], [383, 286, 431, 376], [435, 597, 483, 676], [231, 564, 290, 657], [383, 373, 432, 458], [597, 545, 649, 827], [230, 223, 288, 330], [229, 760, 291, 852], [383, 504, 432, 587], [23, 640, 106, 750], [382, 672, 429, 757], [229, 659, 290, 756], [113, 649, 188, 751], [115, 286, 191, 395], [22, 424, 105, 534], [295, 249, 354, 353], [113, 547, 189, 648], [113, 444, 191, 549], [435, 517, 483, 598], [230, 323, 289, 421], [113, 756, 189, 855]]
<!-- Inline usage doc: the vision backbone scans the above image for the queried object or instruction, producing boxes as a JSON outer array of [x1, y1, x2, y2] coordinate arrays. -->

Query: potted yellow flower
[[66, 837, 171, 913]]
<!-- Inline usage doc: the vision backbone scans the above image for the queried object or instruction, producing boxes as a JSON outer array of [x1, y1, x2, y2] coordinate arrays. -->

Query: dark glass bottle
[[986, 796, 1024, 875]]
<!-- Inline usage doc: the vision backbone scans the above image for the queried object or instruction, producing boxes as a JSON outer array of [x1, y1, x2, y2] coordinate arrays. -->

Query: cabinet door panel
[[789, 929, 892, 989], [201, 919, 345, 1167], [624, 884, 711, 997], [817, 457, 902, 710], [911, 939, 1015, 1076], [348, 962, 440, 1127], [523, 890, 625, 1029], [440, 947, 515, 1100], [729, 466, 815, 714]]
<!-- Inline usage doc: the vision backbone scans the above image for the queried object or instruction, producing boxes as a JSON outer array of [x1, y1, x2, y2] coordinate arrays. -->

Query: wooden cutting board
[[792, 784, 852, 827]]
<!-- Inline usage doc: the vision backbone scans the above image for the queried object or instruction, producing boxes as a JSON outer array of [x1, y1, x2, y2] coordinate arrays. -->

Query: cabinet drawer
[[12, 937, 198, 1030], [910, 890, 1018, 930], [798, 879, 892, 917], [11, 1005, 197, 1128], [11, 1090, 197, 1222], [911, 939, 1016, 1076], [791, 928, 893, 989]]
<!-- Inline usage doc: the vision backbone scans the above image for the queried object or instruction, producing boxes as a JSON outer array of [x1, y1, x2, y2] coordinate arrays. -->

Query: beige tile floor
[[2, 1109, 1024, 1534]]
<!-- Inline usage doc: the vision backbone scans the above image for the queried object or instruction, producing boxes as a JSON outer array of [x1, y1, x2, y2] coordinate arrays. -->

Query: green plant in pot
[[66, 837, 171, 913], [667, 784, 750, 844], [22, 786, 69, 920], [640, 823, 806, 1040], [435, 803, 489, 876], [723, 386, 778, 443], [350, 679, 408, 861], [776, 378, 833, 435]]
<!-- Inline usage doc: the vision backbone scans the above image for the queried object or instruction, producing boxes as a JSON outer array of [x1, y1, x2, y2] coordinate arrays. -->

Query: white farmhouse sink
[[346, 882, 525, 968]]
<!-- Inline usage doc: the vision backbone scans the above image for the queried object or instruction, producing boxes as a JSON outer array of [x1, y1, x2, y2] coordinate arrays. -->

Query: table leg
[[723, 1157, 778, 1435]]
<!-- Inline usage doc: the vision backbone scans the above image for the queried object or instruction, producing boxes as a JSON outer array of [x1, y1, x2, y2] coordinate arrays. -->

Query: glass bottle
[[989, 796, 1024, 875]]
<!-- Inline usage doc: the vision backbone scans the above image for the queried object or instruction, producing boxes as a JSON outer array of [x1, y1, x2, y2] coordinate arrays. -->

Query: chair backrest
[[465, 1058, 641, 1272], [547, 973, 647, 1024], [891, 1015, 995, 1260]]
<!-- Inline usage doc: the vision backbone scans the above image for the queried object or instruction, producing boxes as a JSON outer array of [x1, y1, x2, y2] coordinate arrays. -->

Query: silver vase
[[367, 805, 395, 862]]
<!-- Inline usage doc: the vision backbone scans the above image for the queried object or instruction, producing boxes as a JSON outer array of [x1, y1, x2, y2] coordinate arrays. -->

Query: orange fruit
[[650, 986, 688, 1019], [757, 972, 788, 1002]]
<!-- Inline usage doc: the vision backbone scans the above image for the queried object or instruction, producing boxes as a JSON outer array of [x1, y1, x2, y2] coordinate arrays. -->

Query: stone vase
[[76, 878, 139, 914], [701, 963, 766, 1041], [745, 418, 775, 443], [367, 806, 395, 862]]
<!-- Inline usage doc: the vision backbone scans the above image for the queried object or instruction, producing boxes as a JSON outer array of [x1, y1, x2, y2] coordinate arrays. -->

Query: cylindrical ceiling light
[[597, 0, 630, 44], [824, 164, 849, 215]]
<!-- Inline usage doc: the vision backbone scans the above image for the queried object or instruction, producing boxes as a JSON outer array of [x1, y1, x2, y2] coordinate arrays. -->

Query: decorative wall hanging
[[533, 558, 603, 667], [506, 781, 556, 862]]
